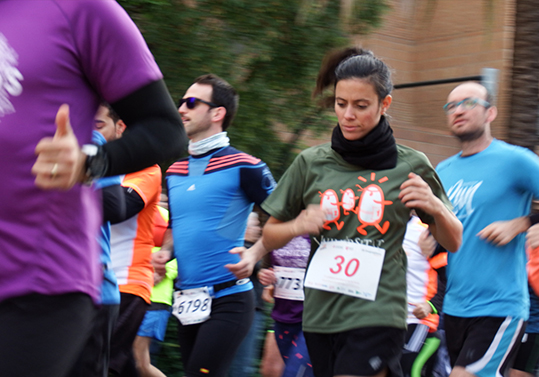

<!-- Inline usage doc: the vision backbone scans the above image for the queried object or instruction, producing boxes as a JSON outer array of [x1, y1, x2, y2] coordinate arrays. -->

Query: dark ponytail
[[313, 47, 392, 106]]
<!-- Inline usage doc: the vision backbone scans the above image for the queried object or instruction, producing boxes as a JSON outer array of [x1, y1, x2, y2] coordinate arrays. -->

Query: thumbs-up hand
[[32, 104, 86, 190]]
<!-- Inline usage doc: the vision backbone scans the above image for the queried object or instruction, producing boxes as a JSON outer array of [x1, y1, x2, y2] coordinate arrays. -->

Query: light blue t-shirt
[[437, 139, 539, 319]]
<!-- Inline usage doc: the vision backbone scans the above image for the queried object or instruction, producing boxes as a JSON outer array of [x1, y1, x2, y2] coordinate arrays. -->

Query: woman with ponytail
[[259, 47, 462, 377]]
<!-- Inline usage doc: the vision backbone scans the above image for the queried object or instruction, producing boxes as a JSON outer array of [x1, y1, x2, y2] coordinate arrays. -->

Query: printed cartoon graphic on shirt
[[445, 179, 482, 219], [320, 189, 344, 230], [319, 172, 393, 235], [340, 188, 359, 215], [0, 33, 23, 118]]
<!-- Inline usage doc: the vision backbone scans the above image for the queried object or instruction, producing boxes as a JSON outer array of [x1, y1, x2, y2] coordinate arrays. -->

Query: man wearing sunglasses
[[436, 82, 539, 377], [153, 74, 276, 377]]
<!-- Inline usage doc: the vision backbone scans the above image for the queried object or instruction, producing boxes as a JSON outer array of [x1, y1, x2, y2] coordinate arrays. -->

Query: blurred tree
[[507, 0, 539, 150], [118, 0, 388, 178]]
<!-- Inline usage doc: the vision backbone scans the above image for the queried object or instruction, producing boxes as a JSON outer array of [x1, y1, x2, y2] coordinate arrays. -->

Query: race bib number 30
[[304, 240, 385, 301], [172, 287, 211, 325], [274, 266, 305, 301]]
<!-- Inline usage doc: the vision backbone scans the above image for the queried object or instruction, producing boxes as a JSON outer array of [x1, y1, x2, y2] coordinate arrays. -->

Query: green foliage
[[151, 319, 183, 376], [346, 0, 389, 34], [118, 0, 387, 178]]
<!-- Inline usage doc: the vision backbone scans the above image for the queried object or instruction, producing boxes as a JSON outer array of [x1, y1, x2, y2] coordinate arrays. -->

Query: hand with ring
[[32, 104, 87, 190], [50, 163, 59, 179]]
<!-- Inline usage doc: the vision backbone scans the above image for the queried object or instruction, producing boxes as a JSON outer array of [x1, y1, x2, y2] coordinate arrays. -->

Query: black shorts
[[445, 314, 525, 377], [304, 326, 406, 377], [109, 292, 149, 375], [68, 303, 120, 377], [512, 332, 539, 374], [0, 293, 96, 377]]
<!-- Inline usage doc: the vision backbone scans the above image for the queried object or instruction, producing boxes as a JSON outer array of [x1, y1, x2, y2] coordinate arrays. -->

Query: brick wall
[[300, 0, 515, 168]]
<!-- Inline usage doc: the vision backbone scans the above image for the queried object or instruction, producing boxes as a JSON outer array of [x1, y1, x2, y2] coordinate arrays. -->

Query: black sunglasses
[[179, 97, 218, 110]]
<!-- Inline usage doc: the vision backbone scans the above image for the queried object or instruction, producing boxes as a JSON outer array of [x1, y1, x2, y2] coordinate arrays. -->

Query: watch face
[[82, 144, 99, 157]]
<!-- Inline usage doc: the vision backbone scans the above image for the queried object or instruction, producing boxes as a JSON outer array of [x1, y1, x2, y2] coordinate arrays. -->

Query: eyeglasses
[[443, 97, 490, 115], [179, 97, 218, 110]]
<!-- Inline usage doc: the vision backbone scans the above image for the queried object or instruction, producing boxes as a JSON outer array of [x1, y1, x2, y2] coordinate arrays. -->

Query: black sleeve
[[430, 266, 446, 313], [102, 184, 126, 225], [123, 187, 146, 219], [530, 213, 539, 226], [101, 79, 188, 176]]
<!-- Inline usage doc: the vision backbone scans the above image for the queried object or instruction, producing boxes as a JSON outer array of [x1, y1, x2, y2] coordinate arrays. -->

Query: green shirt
[[261, 143, 451, 333], [150, 248, 178, 306]]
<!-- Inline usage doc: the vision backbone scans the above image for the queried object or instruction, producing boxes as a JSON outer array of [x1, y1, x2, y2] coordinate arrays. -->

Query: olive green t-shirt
[[261, 143, 451, 333]]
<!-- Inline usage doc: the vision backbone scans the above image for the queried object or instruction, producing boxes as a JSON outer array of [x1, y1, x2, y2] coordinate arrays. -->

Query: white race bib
[[172, 287, 212, 325], [274, 266, 305, 301], [304, 240, 385, 301]]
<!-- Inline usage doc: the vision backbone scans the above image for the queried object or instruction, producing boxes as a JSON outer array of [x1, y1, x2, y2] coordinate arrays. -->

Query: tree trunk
[[507, 0, 539, 150]]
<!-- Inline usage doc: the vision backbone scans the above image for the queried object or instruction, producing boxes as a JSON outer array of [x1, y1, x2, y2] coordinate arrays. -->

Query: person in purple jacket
[[259, 235, 314, 377], [0, 1, 186, 376]]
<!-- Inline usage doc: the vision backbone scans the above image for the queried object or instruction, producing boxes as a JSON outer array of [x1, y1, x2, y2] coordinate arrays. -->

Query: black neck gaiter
[[331, 115, 398, 170]]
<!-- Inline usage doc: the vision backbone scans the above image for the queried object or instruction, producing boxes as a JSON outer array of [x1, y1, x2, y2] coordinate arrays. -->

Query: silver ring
[[50, 163, 59, 178]]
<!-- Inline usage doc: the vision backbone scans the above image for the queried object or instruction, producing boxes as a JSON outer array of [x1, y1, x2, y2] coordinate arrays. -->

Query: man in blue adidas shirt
[[152, 74, 275, 377], [436, 82, 539, 377]]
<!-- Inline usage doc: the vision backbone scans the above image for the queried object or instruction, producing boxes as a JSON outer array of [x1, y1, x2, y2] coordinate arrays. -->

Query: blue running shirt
[[437, 139, 539, 319], [166, 146, 275, 298]]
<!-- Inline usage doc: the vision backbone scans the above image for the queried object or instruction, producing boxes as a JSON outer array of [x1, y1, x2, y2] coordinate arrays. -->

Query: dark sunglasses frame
[[178, 97, 218, 110]]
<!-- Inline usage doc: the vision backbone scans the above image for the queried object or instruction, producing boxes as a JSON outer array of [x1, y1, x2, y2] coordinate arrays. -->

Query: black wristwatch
[[81, 144, 108, 184]]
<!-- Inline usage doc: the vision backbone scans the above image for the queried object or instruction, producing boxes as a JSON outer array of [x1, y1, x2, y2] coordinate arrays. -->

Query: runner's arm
[[262, 205, 325, 252], [399, 172, 462, 252], [152, 228, 174, 276]]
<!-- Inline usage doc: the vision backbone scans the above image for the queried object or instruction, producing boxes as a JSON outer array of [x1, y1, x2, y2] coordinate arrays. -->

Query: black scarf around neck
[[331, 115, 398, 170]]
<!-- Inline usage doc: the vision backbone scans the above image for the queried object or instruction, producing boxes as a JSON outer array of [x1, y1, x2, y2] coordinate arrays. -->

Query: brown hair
[[194, 74, 239, 131]]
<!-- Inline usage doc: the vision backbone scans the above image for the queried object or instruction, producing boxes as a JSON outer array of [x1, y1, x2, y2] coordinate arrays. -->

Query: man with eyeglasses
[[436, 82, 539, 377], [152, 74, 276, 377]]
